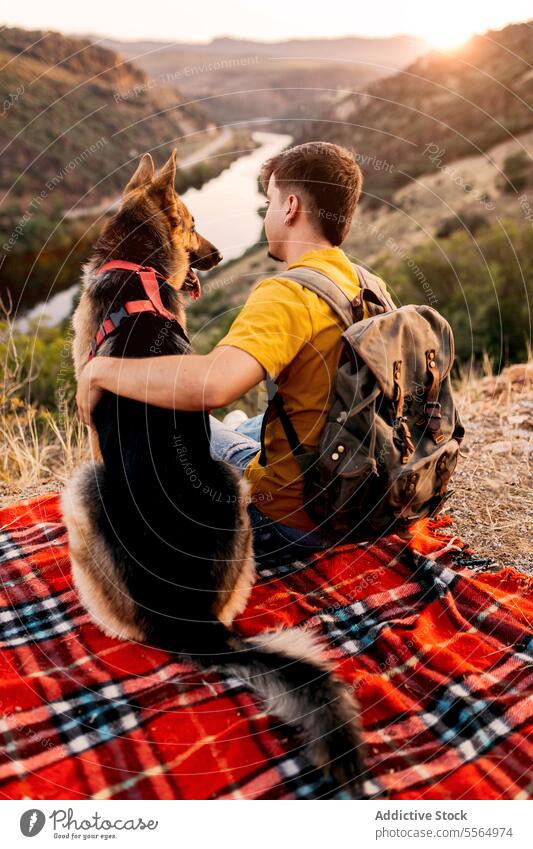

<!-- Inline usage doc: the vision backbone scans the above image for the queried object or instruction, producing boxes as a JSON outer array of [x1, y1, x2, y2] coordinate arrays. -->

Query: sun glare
[[411, 8, 487, 52], [424, 23, 476, 51]]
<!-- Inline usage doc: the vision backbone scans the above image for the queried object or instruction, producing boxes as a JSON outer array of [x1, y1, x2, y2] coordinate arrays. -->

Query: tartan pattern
[[0, 492, 531, 800]]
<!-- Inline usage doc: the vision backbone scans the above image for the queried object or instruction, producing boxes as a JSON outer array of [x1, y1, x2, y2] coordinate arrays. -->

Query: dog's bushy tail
[[153, 620, 365, 797]]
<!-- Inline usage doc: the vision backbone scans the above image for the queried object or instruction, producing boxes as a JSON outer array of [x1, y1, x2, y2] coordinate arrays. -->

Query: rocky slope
[[0, 27, 215, 216], [99, 34, 428, 124], [292, 20, 533, 203]]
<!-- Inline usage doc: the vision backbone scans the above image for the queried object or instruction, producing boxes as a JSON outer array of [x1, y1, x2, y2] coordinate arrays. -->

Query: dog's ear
[[150, 149, 178, 212], [124, 153, 155, 194]]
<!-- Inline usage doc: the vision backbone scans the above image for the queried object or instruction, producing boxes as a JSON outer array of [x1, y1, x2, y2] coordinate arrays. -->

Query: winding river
[[19, 130, 291, 331]]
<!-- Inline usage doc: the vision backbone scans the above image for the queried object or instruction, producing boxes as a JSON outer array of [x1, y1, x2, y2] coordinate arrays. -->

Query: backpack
[[257, 264, 465, 540]]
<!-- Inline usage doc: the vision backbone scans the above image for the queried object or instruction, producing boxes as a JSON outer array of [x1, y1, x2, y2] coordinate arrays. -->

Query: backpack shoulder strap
[[257, 264, 395, 468], [281, 264, 396, 328], [279, 267, 355, 329], [353, 263, 396, 312]]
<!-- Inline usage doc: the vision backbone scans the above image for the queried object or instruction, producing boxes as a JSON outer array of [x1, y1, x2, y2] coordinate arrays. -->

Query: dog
[[61, 150, 365, 797]]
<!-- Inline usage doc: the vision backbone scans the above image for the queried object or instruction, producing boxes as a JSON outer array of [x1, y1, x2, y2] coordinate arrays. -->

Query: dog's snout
[[189, 241, 223, 270]]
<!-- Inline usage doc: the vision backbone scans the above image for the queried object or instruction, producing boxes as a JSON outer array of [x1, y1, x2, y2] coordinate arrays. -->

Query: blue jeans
[[209, 413, 334, 562]]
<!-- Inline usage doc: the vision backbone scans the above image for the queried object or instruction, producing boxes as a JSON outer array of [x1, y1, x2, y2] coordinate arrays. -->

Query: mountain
[[98, 33, 428, 64], [0, 27, 216, 218], [94, 34, 429, 123], [290, 21, 533, 203]]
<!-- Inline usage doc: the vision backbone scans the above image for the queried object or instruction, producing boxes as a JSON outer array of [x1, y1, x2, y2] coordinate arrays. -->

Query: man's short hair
[[260, 141, 363, 245]]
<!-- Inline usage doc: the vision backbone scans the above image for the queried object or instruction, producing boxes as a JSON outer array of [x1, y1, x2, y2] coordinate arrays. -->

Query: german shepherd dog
[[61, 150, 364, 797]]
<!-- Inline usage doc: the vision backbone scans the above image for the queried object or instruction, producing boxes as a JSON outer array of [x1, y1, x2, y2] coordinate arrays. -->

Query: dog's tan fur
[[62, 463, 144, 641], [213, 477, 257, 627], [71, 150, 214, 374]]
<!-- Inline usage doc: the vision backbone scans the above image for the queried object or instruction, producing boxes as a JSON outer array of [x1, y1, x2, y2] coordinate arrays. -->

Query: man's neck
[[283, 237, 335, 266]]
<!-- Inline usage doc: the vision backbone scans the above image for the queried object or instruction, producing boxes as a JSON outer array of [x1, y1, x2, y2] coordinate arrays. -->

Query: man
[[77, 142, 391, 561]]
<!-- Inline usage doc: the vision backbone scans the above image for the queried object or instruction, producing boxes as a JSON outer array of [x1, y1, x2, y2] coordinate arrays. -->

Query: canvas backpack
[[257, 264, 466, 540]]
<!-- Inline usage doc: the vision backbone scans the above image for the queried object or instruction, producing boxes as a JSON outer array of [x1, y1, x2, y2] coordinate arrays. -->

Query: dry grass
[[450, 355, 533, 572], [0, 400, 88, 500], [0, 298, 89, 505]]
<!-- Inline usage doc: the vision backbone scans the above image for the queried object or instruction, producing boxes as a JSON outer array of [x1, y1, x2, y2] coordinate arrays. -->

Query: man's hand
[[76, 359, 103, 428]]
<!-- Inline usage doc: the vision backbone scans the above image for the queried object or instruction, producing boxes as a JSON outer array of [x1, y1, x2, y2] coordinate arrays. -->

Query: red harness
[[88, 260, 187, 361]]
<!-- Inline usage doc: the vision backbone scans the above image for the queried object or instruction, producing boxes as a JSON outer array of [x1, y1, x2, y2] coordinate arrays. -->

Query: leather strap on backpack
[[416, 348, 445, 444], [392, 360, 415, 464]]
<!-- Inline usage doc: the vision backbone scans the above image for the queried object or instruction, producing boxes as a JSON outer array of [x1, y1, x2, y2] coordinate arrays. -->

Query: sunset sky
[[1, 0, 532, 49]]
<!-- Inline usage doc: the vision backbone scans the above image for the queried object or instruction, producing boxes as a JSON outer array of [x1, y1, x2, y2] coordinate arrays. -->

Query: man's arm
[[76, 345, 265, 427]]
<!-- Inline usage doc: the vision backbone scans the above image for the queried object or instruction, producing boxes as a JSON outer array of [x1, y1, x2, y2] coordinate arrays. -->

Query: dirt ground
[[449, 361, 533, 573]]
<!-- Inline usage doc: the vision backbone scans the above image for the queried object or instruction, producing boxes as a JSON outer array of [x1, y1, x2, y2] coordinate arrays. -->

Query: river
[[18, 130, 291, 332]]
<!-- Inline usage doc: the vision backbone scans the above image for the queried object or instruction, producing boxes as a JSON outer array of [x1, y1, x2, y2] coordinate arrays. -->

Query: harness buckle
[[109, 304, 129, 326]]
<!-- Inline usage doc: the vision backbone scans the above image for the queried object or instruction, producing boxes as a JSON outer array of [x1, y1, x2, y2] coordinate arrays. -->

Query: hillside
[[290, 20, 533, 202], [101, 34, 429, 63], [97, 34, 428, 124], [0, 27, 216, 219]]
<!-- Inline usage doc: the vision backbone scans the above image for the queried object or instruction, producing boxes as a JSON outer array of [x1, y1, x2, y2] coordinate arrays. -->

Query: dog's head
[[120, 150, 223, 296]]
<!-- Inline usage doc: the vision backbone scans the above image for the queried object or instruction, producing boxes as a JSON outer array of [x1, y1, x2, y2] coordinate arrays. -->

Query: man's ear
[[150, 148, 178, 211], [124, 153, 154, 194], [284, 192, 299, 225]]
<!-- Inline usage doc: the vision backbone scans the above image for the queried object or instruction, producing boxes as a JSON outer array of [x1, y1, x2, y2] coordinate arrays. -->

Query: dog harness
[[87, 260, 189, 361]]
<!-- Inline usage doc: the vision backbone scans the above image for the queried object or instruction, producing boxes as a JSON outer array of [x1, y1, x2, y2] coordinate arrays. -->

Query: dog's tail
[[151, 620, 364, 797]]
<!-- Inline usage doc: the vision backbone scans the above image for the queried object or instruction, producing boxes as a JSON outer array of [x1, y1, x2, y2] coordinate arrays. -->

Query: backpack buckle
[[425, 401, 444, 443], [424, 400, 442, 423]]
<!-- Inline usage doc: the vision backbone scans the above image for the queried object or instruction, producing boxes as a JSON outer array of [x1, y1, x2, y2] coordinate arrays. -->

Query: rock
[[511, 427, 533, 439], [511, 438, 533, 454], [509, 414, 533, 429], [489, 441, 512, 454]]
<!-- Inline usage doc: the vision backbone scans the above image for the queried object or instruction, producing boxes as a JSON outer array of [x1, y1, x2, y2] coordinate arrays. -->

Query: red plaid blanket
[[0, 492, 531, 800]]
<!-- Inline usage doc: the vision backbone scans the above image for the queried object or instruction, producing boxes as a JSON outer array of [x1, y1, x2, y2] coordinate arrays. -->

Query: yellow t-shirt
[[215, 246, 391, 530]]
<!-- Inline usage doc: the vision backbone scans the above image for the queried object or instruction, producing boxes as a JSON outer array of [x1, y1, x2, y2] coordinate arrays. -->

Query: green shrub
[[500, 151, 533, 194], [0, 320, 76, 411], [436, 210, 489, 238], [375, 217, 533, 365]]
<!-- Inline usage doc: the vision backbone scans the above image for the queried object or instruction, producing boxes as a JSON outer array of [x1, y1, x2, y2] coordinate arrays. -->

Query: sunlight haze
[[2, 0, 532, 45]]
